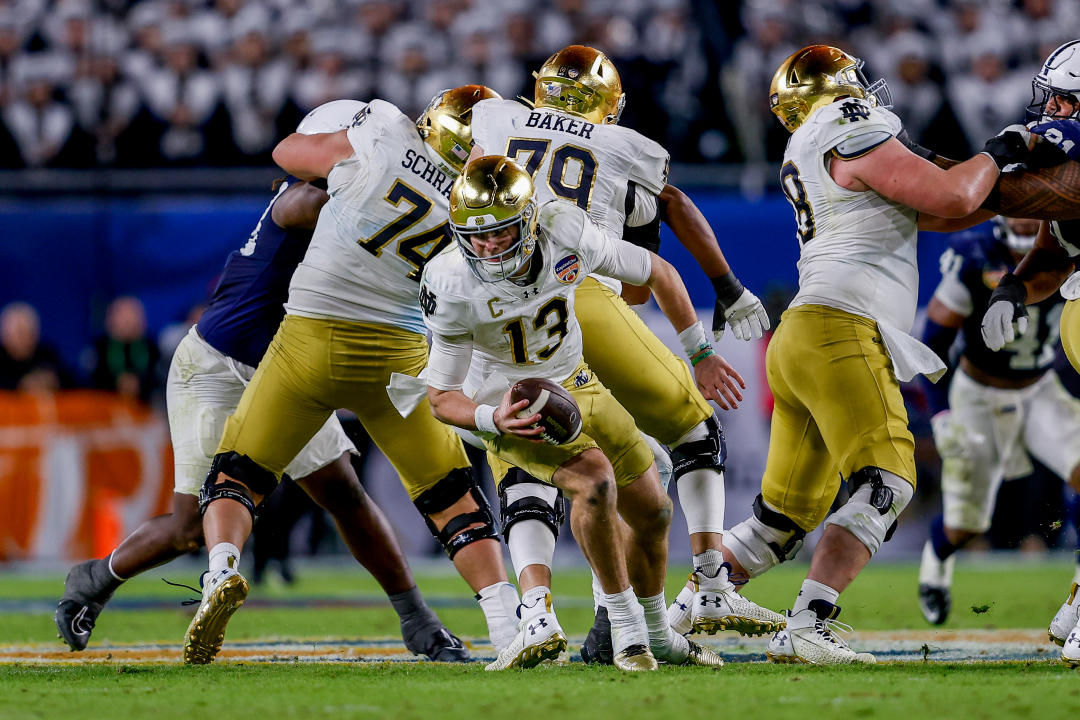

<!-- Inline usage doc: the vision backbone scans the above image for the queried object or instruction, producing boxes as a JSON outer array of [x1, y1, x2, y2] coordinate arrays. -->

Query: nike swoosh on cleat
[[70, 606, 91, 637]]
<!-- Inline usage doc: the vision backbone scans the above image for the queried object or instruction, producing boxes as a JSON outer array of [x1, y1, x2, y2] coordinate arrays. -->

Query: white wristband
[[678, 321, 710, 357], [474, 404, 501, 435]]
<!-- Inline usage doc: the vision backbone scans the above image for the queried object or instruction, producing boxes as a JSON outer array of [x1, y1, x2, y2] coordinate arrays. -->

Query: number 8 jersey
[[781, 97, 920, 332], [286, 100, 456, 335]]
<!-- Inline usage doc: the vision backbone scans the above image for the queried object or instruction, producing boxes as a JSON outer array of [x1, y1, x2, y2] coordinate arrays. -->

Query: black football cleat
[[409, 626, 472, 663], [918, 583, 951, 625], [55, 560, 117, 651], [580, 605, 614, 665]]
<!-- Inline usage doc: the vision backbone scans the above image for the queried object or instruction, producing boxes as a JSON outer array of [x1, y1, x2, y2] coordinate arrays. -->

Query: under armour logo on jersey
[[839, 100, 870, 123], [419, 285, 438, 317], [522, 288, 538, 298], [528, 618, 548, 635], [700, 595, 723, 608]]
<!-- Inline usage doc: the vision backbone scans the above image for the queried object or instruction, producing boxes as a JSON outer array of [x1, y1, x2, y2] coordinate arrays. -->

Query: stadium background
[[1, 0, 1078, 572]]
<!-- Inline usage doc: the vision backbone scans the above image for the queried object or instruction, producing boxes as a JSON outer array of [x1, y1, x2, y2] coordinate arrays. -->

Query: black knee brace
[[498, 468, 564, 542], [670, 414, 727, 482], [753, 494, 807, 561], [198, 452, 277, 521], [413, 467, 499, 560]]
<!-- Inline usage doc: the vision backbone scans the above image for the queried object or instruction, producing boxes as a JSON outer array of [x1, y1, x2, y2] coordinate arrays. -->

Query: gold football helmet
[[449, 156, 538, 282], [533, 45, 625, 125], [769, 45, 891, 133], [417, 84, 502, 176]]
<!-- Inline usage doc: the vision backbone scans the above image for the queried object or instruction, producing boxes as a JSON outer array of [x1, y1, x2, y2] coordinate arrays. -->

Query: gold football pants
[[761, 304, 917, 531], [486, 360, 655, 488], [1061, 299, 1080, 374], [216, 314, 470, 500], [576, 277, 712, 445]]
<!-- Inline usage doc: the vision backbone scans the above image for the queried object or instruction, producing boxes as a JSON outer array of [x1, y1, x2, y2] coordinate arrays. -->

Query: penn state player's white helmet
[[296, 99, 368, 135], [1029, 40, 1080, 121]]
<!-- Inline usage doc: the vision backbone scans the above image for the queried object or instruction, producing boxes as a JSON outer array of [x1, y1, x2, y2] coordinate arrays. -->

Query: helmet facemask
[[1028, 41, 1080, 122], [453, 203, 538, 283]]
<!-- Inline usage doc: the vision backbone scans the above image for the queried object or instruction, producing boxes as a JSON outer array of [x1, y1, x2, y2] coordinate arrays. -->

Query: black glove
[[980, 127, 1031, 171]]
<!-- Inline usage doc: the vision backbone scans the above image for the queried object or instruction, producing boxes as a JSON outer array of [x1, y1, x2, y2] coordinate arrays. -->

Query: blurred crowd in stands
[[0, 0, 1074, 170], [0, 296, 167, 403]]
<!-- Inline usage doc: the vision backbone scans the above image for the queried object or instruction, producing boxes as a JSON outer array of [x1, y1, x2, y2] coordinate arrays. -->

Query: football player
[[718, 44, 1030, 665], [978, 39, 1080, 666], [55, 100, 467, 663], [917, 216, 1080, 626], [182, 86, 523, 665], [422, 155, 740, 671], [465, 45, 781, 662]]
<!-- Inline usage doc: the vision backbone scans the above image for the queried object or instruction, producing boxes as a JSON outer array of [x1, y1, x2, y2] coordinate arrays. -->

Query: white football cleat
[[1048, 583, 1080, 646], [689, 566, 786, 637], [183, 568, 249, 665], [1061, 620, 1080, 668], [766, 600, 875, 665], [485, 593, 567, 671]]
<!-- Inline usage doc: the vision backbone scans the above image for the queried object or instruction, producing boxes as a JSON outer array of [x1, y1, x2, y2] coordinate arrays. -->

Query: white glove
[[980, 300, 1028, 351], [715, 288, 770, 342]]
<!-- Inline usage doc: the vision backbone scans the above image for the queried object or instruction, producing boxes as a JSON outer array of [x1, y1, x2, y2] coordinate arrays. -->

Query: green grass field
[[3, 558, 1079, 719]]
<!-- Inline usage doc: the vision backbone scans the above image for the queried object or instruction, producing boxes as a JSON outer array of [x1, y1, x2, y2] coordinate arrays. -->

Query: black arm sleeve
[[621, 181, 661, 253]]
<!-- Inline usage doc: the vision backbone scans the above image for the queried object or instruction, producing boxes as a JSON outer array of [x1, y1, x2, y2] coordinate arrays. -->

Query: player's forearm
[[645, 254, 698, 334], [427, 387, 480, 430], [982, 159, 1080, 219], [936, 155, 1002, 217], [1013, 247, 1074, 302], [659, 184, 731, 278]]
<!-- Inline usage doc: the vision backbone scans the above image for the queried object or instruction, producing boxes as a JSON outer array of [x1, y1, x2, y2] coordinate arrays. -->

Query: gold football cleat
[[183, 572, 249, 665], [613, 644, 658, 672], [683, 640, 725, 667]]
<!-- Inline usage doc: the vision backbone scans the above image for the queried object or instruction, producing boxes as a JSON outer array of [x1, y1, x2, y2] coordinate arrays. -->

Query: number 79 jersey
[[780, 97, 921, 332], [286, 100, 457, 335], [470, 99, 669, 236]]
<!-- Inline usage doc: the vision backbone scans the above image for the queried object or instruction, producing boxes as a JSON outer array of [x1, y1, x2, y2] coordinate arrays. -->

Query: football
[[509, 378, 583, 445]]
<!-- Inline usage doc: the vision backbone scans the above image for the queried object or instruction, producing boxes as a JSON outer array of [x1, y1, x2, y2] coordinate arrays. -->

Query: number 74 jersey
[[286, 100, 456, 335], [780, 97, 921, 332]]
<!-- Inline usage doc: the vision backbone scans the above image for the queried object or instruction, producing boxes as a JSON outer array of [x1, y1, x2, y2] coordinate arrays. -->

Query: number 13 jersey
[[782, 98, 919, 332], [286, 99, 456, 335]]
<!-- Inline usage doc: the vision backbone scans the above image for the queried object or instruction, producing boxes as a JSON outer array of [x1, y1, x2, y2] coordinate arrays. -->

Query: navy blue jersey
[[197, 178, 315, 367], [933, 226, 1064, 381]]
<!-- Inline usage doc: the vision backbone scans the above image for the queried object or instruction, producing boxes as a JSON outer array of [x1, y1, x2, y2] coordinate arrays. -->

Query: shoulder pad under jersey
[[806, 99, 898, 158]]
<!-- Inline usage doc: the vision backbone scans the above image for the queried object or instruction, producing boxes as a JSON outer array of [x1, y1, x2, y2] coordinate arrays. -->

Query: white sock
[[476, 581, 520, 652], [591, 570, 605, 613], [519, 585, 551, 622], [919, 539, 955, 588], [693, 548, 734, 591], [791, 578, 839, 615], [640, 592, 687, 661], [208, 542, 241, 574], [604, 587, 647, 653]]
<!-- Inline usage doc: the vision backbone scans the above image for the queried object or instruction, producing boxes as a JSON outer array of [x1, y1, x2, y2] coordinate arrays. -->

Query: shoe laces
[[161, 576, 204, 607], [813, 616, 855, 648]]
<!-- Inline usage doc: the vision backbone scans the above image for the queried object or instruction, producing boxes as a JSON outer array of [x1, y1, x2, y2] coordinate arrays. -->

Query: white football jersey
[[286, 99, 457, 334], [471, 99, 669, 237], [421, 200, 652, 388], [781, 97, 920, 331]]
